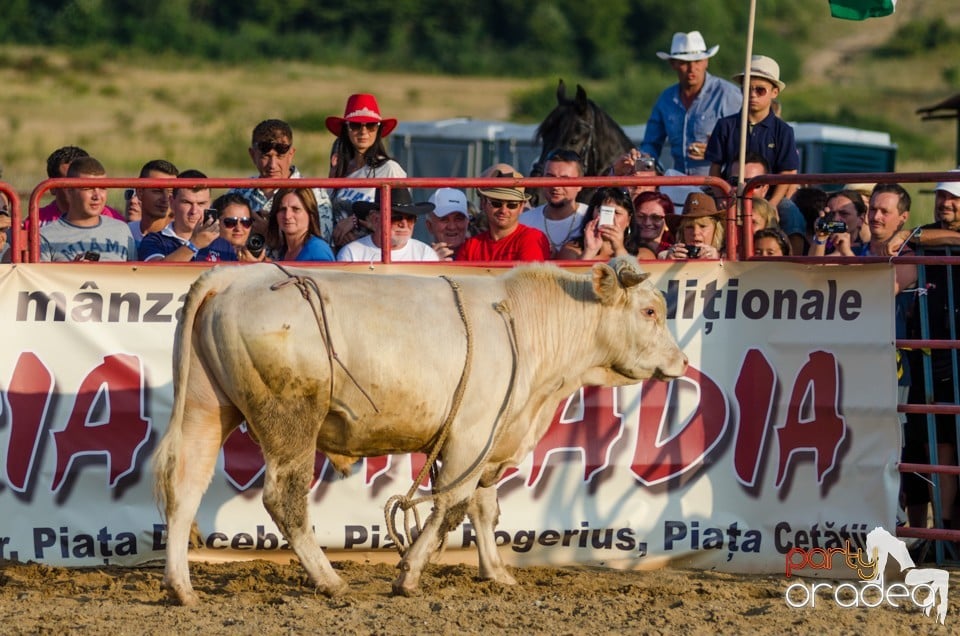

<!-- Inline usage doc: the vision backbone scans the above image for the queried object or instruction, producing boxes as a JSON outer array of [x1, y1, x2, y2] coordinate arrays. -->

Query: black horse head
[[532, 79, 635, 181]]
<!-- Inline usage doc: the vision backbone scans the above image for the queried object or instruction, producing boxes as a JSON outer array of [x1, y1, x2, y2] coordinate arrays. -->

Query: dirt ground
[[0, 557, 955, 635]]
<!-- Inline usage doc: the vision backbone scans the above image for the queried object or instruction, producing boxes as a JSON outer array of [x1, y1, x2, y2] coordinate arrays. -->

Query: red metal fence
[[4, 170, 960, 564]]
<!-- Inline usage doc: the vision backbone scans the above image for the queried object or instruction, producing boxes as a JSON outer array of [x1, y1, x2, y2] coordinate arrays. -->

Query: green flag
[[829, 0, 897, 20]]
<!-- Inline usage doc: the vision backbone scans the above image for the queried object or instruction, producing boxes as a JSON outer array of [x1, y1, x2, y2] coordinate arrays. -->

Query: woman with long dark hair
[[325, 94, 406, 249], [555, 187, 634, 260]]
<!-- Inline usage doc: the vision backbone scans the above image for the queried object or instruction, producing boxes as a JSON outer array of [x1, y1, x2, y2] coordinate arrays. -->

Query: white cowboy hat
[[656, 31, 719, 62]]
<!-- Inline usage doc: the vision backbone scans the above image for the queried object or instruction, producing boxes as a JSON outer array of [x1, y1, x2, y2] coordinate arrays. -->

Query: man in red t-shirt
[[456, 169, 550, 262]]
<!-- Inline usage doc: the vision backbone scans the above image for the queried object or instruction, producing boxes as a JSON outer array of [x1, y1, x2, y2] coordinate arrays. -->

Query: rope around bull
[[384, 291, 521, 558], [267, 265, 520, 557], [269, 262, 380, 413]]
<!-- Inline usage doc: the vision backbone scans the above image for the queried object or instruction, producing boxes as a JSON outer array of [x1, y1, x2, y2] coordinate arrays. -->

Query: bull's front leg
[[393, 496, 470, 596], [467, 483, 517, 585]]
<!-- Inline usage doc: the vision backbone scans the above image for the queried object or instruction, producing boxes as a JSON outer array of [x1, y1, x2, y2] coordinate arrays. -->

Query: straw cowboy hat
[[656, 31, 720, 62], [477, 169, 531, 202], [732, 55, 786, 90], [352, 187, 434, 220], [325, 93, 398, 137]]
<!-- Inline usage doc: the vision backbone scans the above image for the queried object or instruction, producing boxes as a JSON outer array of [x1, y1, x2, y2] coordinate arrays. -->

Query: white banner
[[0, 261, 899, 573]]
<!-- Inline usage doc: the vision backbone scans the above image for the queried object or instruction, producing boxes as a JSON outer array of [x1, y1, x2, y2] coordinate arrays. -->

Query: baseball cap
[[934, 169, 960, 197], [428, 188, 468, 218]]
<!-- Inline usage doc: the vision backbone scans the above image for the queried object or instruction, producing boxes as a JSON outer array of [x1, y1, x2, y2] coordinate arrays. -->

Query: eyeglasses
[[545, 149, 582, 163], [391, 214, 416, 224], [256, 141, 292, 156], [748, 85, 769, 97], [348, 121, 381, 133], [486, 199, 522, 210], [221, 217, 254, 229], [635, 214, 665, 223]]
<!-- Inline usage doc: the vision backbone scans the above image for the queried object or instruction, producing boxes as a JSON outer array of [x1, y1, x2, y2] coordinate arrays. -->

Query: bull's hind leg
[[161, 403, 237, 606], [467, 483, 517, 585], [261, 444, 346, 597]]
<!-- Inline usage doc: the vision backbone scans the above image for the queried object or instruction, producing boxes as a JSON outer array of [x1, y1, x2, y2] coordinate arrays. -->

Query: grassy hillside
[[0, 4, 958, 220]]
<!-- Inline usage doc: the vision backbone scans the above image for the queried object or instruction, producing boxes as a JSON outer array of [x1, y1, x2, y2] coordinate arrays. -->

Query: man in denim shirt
[[640, 31, 741, 176]]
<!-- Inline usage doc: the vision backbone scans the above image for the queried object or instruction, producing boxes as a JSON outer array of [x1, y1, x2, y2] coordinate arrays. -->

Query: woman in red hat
[[325, 93, 406, 249]]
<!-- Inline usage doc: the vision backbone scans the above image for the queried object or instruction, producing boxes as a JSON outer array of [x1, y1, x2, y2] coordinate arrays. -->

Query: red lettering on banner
[[630, 368, 728, 486], [527, 387, 623, 486], [219, 429, 431, 491], [733, 349, 776, 487], [51, 354, 151, 490], [775, 351, 846, 487], [221, 426, 266, 490], [4, 353, 54, 492]]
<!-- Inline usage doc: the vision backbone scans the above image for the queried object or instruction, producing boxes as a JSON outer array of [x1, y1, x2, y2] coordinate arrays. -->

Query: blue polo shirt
[[138, 224, 236, 262], [705, 110, 799, 176]]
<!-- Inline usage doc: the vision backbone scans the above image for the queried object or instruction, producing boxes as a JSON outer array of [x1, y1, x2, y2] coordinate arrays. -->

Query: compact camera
[[246, 233, 266, 258], [635, 157, 657, 173], [684, 244, 701, 258], [815, 218, 847, 235]]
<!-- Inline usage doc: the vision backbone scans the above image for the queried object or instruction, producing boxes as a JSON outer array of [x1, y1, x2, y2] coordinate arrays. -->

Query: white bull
[[154, 257, 687, 604]]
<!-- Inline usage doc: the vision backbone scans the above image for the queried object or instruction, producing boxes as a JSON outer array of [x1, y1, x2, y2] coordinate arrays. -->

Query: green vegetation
[[1, 2, 959, 219]]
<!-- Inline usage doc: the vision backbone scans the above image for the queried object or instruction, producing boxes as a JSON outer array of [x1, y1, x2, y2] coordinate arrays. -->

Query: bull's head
[[591, 257, 688, 382]]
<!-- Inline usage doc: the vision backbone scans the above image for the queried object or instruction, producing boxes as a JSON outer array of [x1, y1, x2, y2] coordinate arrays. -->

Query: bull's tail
[[153, 266, 240, 521]]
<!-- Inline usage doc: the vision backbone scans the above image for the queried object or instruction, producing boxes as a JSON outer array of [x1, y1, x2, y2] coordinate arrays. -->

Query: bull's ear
[[592, 263, 622, 305]]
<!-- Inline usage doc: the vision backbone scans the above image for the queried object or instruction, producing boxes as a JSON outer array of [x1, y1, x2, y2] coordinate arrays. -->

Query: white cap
[[428, 188, 468, 218], [935, 169, 960, 197]]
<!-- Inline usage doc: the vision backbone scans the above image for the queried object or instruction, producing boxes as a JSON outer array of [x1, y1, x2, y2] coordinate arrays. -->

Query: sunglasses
[[391, 214, 417, 224], [221, 217, 254, 229], [635, 214, 665, 223], [256, 141, 291, 156], [545, 149, 582, 163], [487, 199, 522, 210], [348, 121, 381, 133], [748, 85, 770, 97]]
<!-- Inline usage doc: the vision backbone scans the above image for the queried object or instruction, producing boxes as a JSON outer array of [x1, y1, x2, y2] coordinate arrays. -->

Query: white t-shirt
[[331, 160, 407, 222], [519, 203, 588, 254], [337, 234, 440, 262]]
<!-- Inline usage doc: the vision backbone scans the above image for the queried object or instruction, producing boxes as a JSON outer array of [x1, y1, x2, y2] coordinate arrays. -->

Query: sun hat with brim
[[681, 192, 722, 218], [656, 31, 719, 62], [935, 170, 960, 197], [325, 93, 398, 137], [478, 169, 531, 202], [352, 187, 434, 220], [732, 55, 785, 91]]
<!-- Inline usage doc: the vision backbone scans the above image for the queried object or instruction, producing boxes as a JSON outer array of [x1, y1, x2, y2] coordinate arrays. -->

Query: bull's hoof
[[165, 584, 199, 606], [317, 579, 349, 598], [391, 575, 422, 597]]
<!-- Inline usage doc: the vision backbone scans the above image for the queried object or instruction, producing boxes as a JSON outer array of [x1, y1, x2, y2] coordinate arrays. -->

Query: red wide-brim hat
[[325, 93, 398, 137]]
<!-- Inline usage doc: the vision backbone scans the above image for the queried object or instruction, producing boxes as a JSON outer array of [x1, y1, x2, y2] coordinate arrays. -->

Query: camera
[[684, 244, 701, 258], [635, 157, 657, 173], [203, 208, 220, 225], [815, 218, 847, 235], [246, 233, 266, 258]]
